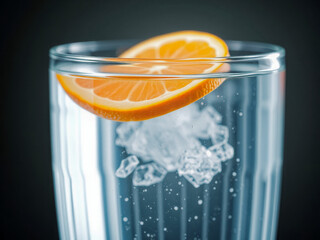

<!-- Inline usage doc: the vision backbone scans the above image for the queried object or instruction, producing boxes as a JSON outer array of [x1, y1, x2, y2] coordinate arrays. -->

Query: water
[[50, 70, 285, 240]]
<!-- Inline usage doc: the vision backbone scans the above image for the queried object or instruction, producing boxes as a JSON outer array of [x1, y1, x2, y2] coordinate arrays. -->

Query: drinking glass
[[49, 40, 285, 240]]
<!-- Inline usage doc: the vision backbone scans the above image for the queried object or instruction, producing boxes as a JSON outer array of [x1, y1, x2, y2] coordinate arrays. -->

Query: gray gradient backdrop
[[2, 0, 320, 239]]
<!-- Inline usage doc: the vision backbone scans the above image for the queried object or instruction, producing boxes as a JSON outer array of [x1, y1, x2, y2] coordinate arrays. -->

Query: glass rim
[[49, 39, 285, 63]]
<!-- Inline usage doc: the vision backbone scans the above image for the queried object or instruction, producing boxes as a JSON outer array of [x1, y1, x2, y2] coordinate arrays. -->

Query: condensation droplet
[[198, 200, 203, 205]]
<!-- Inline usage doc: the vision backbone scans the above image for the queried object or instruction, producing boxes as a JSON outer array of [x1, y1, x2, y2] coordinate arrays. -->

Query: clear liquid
[[50, 70, 285, 240]]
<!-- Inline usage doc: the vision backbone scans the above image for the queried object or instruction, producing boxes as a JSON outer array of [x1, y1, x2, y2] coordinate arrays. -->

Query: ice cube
[[188, 137, 203, 149], [202, 106, 222, 123], [210, 125, 229, 146], [190, 112, 216, 139], [209, 143, 234, 162], [115, 155, 140, 178], [116, 122, 141, 147], [147, 125, 196, 171], [121, 105, 199, 165], [170, 103, 200, 126], [188, 106, 223, 139], [173, 103, 201, 137], [178, 146, 222, 188], [125, 128, 153, 161], [133, 163, 167, 186], [126, 119, 198, 171], [145, 103, 199, 132]]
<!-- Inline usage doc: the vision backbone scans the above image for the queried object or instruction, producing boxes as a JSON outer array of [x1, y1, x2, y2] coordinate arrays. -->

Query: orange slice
[[56, 31, 229, 121]]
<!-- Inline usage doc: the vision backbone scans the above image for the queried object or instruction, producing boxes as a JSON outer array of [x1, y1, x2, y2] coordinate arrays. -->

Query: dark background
[[2, 0, 320, 239]]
